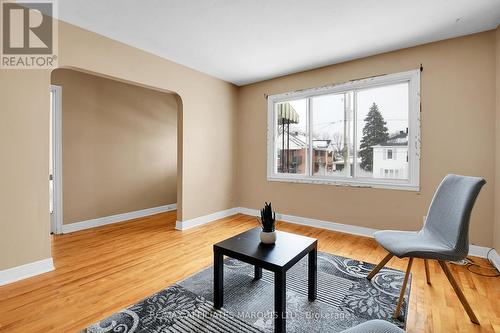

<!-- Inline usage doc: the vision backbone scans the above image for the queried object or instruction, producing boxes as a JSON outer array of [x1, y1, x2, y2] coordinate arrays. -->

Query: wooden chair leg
[[424, 259, 431, 285], [367, 253, 394, 280], [393, 257, 413, 319], [438, 260, 480, 325]]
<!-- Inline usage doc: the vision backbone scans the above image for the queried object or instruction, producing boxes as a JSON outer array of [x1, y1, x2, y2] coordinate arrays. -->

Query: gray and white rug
[[84, 252, 411, 332]]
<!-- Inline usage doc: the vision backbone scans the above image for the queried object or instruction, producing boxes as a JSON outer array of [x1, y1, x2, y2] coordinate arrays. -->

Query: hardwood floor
[[0, 211, 499, 332]]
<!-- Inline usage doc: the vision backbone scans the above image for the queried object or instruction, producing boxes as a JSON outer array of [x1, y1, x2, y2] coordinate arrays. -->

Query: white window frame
[[266, 69, 421, 191]]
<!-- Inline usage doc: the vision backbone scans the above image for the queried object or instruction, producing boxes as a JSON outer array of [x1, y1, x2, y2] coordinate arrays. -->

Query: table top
[[214, 227, 317, 271]]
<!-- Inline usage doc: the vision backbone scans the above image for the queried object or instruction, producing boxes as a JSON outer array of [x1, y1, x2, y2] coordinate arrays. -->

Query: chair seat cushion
[[374, 230, 464, 261], [341, 319, 404, 333]]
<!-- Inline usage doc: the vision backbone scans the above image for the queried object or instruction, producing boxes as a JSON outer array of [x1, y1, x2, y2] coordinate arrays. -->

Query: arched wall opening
[[50, 67, 183, 231]]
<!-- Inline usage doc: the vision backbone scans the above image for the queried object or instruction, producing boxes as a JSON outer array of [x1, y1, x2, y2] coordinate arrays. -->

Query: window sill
[[267, 175, 420, 192]]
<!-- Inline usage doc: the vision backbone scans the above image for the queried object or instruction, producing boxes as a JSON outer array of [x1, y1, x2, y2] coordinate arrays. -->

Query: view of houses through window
[[273, 78, 414, 186], [357, 82, 409, 179], [276, 99, 308, 174]]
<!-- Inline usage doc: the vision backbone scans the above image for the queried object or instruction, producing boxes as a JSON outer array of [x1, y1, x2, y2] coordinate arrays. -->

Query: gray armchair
[[367, 174, 486, 324]]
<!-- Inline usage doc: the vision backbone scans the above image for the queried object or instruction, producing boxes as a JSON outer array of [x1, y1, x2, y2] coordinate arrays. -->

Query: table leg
[[275, 270, 286, 333], [214, 249, 223, 309], [308, 246, 317, 301], [254, 265, 262, 280]]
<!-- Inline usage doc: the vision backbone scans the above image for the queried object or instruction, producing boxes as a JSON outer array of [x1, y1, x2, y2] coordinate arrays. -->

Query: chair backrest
[[423, 174, 486, 259]]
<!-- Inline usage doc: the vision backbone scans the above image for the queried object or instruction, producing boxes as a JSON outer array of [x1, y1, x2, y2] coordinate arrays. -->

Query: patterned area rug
[[84, 252, 411, 332]]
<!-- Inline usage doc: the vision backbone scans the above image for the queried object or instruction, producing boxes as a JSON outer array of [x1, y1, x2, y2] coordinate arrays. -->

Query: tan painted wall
[[494, 25, 500, 252], [237, 31, 497, 247], [51, 69, 177, 225], [0, 70, 52, 270], [0, 21, 238, 270], [1, 19, 498, 272]]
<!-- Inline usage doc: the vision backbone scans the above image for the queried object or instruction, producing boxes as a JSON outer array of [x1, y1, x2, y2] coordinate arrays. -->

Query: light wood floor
[[0, 211, 499, 332]]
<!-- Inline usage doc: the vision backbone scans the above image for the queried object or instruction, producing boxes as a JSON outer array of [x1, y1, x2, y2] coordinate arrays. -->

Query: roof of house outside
[[277, 132, 306, 150], [276, 132, 335, 151], [374, 130, 408, 147]]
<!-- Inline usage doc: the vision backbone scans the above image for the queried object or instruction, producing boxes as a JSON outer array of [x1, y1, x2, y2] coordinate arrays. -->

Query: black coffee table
[[213, 227, 317, 333]]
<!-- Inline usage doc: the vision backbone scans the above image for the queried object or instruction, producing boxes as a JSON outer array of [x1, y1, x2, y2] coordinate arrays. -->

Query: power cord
[[464, 249, 500, 277]]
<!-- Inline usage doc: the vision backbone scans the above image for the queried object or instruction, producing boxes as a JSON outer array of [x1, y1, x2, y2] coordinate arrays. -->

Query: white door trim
[[51, 85, 63, 234]]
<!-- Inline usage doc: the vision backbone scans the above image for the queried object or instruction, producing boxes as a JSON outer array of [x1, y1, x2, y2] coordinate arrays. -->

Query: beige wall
[[51, 69, 177, 224], [495, 25, 500, 252], [0, 70, 52, 270], [237, 31, 497, 247], [1, 19, 499, 272], [0, 20, 238, 270]]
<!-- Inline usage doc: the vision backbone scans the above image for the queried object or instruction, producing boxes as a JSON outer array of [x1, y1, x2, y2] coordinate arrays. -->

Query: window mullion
[[308, 97, 313, 177], [352, 90, 358, 180]]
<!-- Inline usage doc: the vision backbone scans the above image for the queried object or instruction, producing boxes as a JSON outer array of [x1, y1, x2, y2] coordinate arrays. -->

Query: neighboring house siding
[[373, 146, 408, 179]]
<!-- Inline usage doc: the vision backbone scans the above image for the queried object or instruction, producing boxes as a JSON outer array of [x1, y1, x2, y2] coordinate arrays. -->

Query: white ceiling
[[56, 0, 500, 86]]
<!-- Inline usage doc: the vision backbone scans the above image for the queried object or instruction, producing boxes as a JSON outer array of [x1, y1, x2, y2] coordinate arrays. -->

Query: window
[[267, 70, 420, 190], [387, 149, 393, 160]]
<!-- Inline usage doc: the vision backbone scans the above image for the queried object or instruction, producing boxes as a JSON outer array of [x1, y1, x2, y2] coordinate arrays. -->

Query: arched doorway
[[49, 67, 183, 233]]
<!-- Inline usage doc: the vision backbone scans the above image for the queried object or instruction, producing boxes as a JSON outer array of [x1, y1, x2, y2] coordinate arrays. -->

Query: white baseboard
[[62, 203, 177, 234], [175, 207, 240, 230], [238, 207, 260, 218], [238, 207, 378, 237], [182, 206, 492, 259], [278, 212, 378, 238], [0, 258, 54, 286], [468, 245, 491, 258], [488, 249, 500, 272]]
